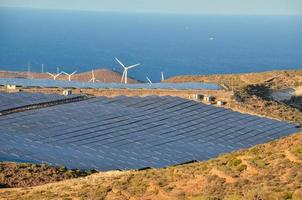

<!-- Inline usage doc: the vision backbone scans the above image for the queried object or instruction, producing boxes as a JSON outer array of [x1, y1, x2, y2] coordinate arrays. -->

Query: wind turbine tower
[[161, 72, 165, 81], [88, 70, 99, 83], [62, 71, 77, 81], [47, 71, 62, 80]]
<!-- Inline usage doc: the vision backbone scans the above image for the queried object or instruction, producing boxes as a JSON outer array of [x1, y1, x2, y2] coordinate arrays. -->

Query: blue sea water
[[0, 8, 302, 82]]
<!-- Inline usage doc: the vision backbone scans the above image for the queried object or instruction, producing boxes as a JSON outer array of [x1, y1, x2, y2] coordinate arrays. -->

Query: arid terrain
[[0, 70, 301, 200], [166, 70, 302, 125], [1, 132, 301, 200]]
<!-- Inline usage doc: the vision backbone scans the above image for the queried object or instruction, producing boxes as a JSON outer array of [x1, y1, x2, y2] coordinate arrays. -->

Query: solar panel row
[[0, 78, 221, 90], [0, 92, 83, 113], [0, 94, 300, 170]]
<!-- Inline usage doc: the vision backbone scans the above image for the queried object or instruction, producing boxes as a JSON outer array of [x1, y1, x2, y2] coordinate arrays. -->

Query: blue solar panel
[[0, 94, 300, 170], [0, 78, 221, 90], [0, 92, 83, 113]]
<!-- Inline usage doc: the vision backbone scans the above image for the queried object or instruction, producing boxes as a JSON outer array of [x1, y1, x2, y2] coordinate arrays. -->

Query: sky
[[0, 0, 302, 15]]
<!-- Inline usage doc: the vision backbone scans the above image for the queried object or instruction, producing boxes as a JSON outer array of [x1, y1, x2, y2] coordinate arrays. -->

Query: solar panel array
[[0, 78, 220, 90], [0, 95, 300, 170], [0, 92, 82, 113]]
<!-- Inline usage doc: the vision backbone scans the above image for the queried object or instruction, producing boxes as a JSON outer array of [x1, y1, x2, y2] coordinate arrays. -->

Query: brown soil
[[285, 150, 302, 164], [164, 70, 302, 90], [0, 163, 96, 188], [210, 168, 236, 183]]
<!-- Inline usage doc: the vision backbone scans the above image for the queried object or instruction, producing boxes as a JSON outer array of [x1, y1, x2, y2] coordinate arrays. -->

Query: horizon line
[[1, 6, 302, 16]]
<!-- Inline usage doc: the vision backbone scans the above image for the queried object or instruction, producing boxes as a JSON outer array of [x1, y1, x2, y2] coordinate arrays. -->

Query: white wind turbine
[[146, 76, 152, 85], [88, 70, 99, 83], [115, 57, 140, 84], [161, 72, 165, 81], [46, 71, 62, 80], [62, 70, 77, 81]]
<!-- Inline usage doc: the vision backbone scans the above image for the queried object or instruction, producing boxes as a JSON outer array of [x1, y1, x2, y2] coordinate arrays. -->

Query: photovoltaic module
[[0, 93, 300, 170]]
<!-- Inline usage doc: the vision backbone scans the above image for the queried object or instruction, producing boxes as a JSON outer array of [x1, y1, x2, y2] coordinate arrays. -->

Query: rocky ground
[[0, 163, 96, 188]]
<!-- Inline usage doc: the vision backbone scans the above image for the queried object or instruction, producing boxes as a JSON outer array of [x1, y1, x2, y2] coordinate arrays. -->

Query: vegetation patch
[[0, 162, 96, 188], [291, 144, 302, 160]]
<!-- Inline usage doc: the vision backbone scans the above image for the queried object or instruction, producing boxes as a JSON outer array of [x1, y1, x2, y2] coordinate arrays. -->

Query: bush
[[291, 144, 302, 159]]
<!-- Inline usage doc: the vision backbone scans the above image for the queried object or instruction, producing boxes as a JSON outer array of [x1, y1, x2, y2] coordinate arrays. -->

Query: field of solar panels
[[0, 91, 300, 171]]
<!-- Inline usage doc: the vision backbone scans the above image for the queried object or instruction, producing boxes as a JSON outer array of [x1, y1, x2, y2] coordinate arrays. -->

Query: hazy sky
[[1, 0, 302, 15]]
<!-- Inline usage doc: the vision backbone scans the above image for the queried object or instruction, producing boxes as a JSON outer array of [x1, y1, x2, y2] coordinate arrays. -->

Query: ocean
[[0, 7, 302, 82]]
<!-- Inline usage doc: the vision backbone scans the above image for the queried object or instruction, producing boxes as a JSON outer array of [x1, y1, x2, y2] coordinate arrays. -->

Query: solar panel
[[0, 92, 84, 113], [0, 94, 300, 170], [0, 78, 221, 90]]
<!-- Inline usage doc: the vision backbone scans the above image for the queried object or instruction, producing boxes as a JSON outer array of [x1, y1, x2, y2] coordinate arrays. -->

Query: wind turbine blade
[[71, 71, 77, 75], [127, 64, 140, 69], [146, 77, 152, 84], [46, 72, 54, 77], [61, 71, 68, 75], [115, 57, 126, 68]]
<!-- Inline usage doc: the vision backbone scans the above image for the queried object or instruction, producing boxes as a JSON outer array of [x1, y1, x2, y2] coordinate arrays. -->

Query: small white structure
[[6, 84, 17, 90], [62, 89, 72, 96], [217, 100, 226, 106], [193, 94, 204, 101], [203, 95, 215, 103]]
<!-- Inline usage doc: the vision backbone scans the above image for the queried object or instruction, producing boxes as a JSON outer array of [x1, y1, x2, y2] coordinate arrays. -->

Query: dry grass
[[0, 163, 96, 188], [1, 132, 302, 200], [165, 70, 302, 90]]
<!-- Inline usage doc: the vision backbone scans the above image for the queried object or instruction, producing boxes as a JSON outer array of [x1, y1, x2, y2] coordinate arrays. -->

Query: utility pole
[[27, 62, 31, 79]]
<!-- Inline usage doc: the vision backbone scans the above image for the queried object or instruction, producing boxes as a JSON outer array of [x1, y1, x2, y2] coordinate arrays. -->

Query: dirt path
[[285, 150, 302, 164], [238, 156, 259, 175], [210, 168, 236, 183]]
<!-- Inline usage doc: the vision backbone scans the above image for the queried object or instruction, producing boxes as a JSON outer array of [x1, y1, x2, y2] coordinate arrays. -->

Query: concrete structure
[[217, 100, 226, 106], [6, 84, 16, 90], [204, 95, 215, 103], [193, 94, 204, 101], [63, 89, 72, 96]]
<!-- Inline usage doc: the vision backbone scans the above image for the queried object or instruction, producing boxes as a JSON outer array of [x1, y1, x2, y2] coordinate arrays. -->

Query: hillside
[[166, 70, 302, 125], [164, 70, 302, 90], [0, 69, 139, 83], [1, 132, 301, 200]]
